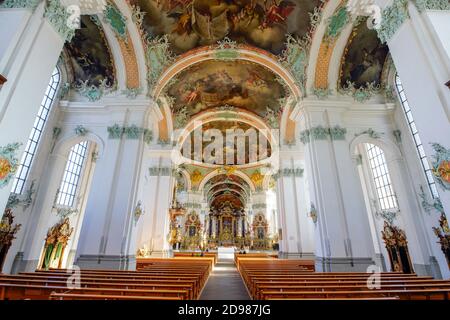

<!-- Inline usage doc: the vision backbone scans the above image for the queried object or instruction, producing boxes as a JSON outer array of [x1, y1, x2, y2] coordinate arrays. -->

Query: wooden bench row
[[236, 257, 450, 300], [0, 257, 212, 300]]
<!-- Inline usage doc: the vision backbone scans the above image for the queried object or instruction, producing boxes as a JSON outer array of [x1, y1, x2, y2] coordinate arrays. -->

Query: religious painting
[[133, 0, 322, 55], [167, 60, 285, 118], [340, 20, 389, 88], [64, 16, 115, 87], [181, 120, 272, 165]]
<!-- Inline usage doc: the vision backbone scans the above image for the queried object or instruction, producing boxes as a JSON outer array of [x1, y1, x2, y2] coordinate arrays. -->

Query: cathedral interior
[[0, 0, 449, 302]]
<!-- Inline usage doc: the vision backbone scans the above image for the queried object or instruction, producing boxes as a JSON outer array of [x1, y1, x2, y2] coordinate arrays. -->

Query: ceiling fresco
[[340, 20, 389, 89], [132, 0, 322, 55], [167, 60, 286, 118], [211, 193, 244, 209], [64, 16, 115, 87], [181, 120, 272, 165]]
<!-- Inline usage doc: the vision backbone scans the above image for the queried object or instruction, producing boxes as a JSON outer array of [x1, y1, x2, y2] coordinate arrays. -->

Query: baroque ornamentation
[[146, 35, 174, 91], [312, 87, 333, 100], [419, 185, 443, 214], [148, 167, 171, 176], [376, 209, 399, 225], [341, 80, 382, 102], [309, 203, 318, 224], [133, 201, 144, 223], [103, 4, 128, 41], [107, 124, 124, 139], [393, 130, 402, 144], [124, 125, 143, 139], [0, 0, 40, 9], [299, 125, 347, 144], [414, 0, 450, 12], [74, 125, 88, 137], [325, 4, 350, 42], [143, 129, 153, 145], [0, 143, 22, 189], [122, 87, 142, 99], [44, 0, 76, 42], [430, 143, 450, 191], [377, 0, 409, 44], [329, 126, 347, 140], [356, 128, 383, 139], [263, 107, 280, 129], [214, 37, 239, 60], [346, 0, 382, 29], [75, 79, 112, 102]]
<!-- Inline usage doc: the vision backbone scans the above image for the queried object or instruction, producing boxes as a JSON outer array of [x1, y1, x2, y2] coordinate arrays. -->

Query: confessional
[[381, 222, 414, 274]]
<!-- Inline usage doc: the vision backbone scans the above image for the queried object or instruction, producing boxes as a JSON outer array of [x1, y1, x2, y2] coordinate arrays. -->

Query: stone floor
[[199, 259, 251, 300]]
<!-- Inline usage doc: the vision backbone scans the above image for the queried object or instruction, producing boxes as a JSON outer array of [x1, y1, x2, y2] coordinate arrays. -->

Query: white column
[[75, 109, 147, 269], [300, 105, 376, 271]]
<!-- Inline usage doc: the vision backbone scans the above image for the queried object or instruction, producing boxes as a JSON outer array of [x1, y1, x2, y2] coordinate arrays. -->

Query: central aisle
[[199, 258, 251, 300]]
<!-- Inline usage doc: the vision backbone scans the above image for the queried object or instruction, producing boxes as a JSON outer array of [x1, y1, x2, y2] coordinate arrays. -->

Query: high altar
[[206, 204, 249, 248]]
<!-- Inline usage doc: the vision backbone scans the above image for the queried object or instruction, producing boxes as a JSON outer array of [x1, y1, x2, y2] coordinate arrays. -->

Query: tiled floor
[[199, 259, 251, 300]]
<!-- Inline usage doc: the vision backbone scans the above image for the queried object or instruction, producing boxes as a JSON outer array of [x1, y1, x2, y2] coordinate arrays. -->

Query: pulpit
[[432, 213, 450, 269], [0, 74, 6, 85]]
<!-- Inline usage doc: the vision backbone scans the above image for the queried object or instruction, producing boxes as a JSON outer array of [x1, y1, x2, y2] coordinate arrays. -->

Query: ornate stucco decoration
[[143, 129, 153, 145], [0, 143, 22, 189], [312, 87, 333, 100], [309, 203, 318, 224], [107, 124, 124, 139], [173, 106, 189, 130], [74, 125, 88, 137], [375, 208, 399, 225], [325, 4, 351, 43], [393, 130, 402, 144], [355, 128, 383, 139], [278, 3, 324, 96], [44, 0, 77, 42], [377, 0, 409, 44], [273, 168, 304, 180], [148, 167, 171, 176], [124, 125, 142, 139], [299, 126, 347, 144], [54, 206, 78, 219], [414, 0, 450, 12], [6, 180, 35, 210], [103, 3, 127, 41], [341, 80, 382, 102], [419, 185, 443, 214], [214, 37, 239, 61], [75, 78, 112, 102], [263, 107, 280, 129], [0, 0, 40, 10], [122, 87, 142, 99], [329, 126, 347, 140], [346, 0, 382, 29], [430, 143, 450, 191], [133, 201, 144, 223], [146, 35, 175, 92]]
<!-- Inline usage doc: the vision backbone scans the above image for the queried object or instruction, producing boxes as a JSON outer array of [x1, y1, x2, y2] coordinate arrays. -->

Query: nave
[[1, 252, 450, 300]]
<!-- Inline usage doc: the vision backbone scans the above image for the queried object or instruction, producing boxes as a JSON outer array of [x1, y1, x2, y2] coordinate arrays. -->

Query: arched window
[[395, 74, 439, 199], [56, 141, 90, 207], [11, 67, 61, 194], [365, 143, 398, 210]]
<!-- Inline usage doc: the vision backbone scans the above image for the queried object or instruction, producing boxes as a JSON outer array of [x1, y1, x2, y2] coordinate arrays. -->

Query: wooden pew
[[237, 257, 450, 300], [0, 257, 212, 300]]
